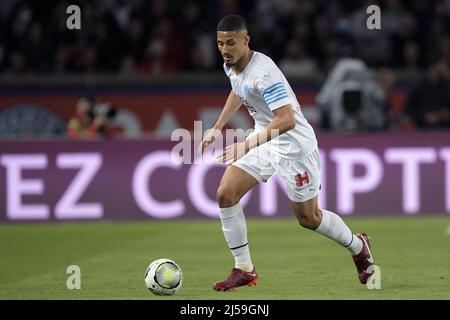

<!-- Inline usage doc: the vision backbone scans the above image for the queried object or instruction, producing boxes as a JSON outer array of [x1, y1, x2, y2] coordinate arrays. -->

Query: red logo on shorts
[[295, 171, 310, 187]]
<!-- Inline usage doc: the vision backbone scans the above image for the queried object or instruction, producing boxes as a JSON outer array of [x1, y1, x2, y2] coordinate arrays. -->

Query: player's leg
[[217, 165, 258, 207], [213, 146, 275, 291], [216, 165, 258, 273], [290, 196, 375, 284], [290, 196, 363, 255], [277, 149, 375, 284], [213, 166, 259, 291]]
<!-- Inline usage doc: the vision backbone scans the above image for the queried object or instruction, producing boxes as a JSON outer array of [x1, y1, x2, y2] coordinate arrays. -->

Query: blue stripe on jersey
[[265, 93, 288, 104], [263, 87, 286, 100], [262, 82, 284, 97], [265, 92, 289, 104]]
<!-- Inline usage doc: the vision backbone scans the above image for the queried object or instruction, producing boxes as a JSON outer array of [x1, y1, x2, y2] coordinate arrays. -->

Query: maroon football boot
[[213, 267, 259, 291], [352, 233, 375, 284]]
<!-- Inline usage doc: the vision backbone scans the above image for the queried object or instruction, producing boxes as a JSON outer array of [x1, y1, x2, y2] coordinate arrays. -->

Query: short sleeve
[[255, 68, 291, 111]]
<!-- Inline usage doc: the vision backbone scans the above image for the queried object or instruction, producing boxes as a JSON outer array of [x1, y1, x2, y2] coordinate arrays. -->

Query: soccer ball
[[144, 258, 183, 296]]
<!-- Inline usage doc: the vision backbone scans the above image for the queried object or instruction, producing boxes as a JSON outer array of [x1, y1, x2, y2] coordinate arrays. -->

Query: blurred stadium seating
[[0, 0, 449, 139], [1, 0, 450, 75]]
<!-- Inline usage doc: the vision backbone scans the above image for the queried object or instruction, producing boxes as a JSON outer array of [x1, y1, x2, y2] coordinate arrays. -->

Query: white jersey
[[224, 51, 317, 159]]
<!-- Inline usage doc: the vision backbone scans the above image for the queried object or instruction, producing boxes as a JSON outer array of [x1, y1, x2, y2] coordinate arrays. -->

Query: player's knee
[[216, 185, 240, 207], [296, 208, 322, 230], [297, 216, 316, 230]]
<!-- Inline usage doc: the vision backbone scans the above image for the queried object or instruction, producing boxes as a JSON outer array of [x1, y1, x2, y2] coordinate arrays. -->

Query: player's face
[[217, 31, 249, 67]]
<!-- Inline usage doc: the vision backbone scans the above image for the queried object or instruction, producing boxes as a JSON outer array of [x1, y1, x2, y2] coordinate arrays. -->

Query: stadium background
[[0, 0, 450, 300]]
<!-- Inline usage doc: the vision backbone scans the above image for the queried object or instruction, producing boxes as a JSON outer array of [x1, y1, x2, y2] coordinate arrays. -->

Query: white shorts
[[232, 145, 321, 203]]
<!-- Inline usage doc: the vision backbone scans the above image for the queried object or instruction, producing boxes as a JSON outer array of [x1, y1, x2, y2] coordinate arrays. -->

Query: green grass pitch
[[1, 216, 449, 299]]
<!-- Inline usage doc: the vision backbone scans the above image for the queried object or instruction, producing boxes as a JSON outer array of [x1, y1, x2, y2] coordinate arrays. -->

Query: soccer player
[[198, 15, 375, 292]]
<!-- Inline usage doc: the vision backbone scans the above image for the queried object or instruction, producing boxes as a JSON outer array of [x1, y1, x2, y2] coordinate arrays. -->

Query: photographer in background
[[68, 96, 123, 139]]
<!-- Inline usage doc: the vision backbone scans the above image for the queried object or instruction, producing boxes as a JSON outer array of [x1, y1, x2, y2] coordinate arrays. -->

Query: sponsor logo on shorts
[[295, 171, 310, 188]]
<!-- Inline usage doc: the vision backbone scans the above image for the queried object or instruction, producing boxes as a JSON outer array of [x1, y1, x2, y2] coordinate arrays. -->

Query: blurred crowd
[[0, 0, 449, 77], [0, 0, 449, 134]]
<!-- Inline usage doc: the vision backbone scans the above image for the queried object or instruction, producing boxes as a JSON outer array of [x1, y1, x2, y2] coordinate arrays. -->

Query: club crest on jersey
[[243, 84, 250, 96]]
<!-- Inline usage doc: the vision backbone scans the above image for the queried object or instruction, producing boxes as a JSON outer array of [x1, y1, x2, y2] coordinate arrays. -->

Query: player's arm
[[247, 69, 296, 148], [245, 104, 295, 150], [198, 90, 242, 153], [213, 90, 242, 131], [217, 104, 295, 164]]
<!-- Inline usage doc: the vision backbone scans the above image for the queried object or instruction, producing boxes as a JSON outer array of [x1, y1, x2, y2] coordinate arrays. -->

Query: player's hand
[[216, 141, 249, 164], [198, 128, 221, 154]]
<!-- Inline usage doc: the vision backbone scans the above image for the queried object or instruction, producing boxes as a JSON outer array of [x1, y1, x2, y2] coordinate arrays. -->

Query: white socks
[[218, 204, 361, 270], [219, 203, 254, 272], [315, 209, 363, 256]]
